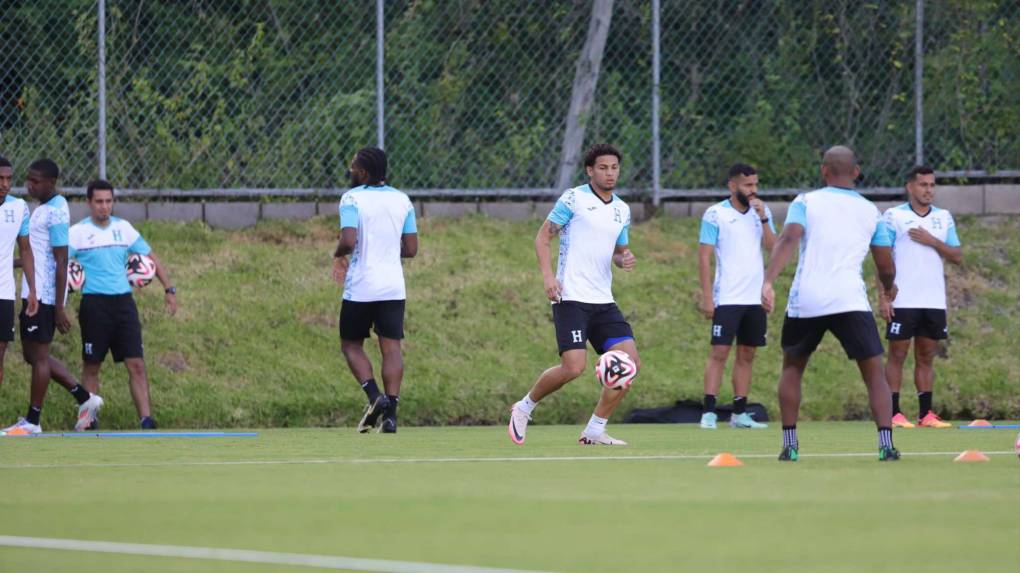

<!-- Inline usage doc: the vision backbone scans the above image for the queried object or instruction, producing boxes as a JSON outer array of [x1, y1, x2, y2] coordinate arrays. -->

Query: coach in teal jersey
[[333, 147, 418, 434], [67, 179, 177, 430]]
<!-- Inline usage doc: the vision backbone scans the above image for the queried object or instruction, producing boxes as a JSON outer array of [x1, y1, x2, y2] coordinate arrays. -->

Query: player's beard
[[735, 192, 750, 208]]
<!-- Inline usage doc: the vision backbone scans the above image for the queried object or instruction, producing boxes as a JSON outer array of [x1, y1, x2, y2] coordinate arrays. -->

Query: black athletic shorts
[[886, 308, 948, 341], [20, 302, 56, 343], [0, 299, 14, 343], [339, 299, 405, 340], [79, 294, 144, 363], [552, 301, 634, 355], [711, 304, 767, 347], [781, 311, 884, 360]]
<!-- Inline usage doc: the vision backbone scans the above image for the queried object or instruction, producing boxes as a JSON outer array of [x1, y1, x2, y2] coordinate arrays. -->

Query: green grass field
[[0, 214, 1016, 429], [1, 423, 1017, 572]]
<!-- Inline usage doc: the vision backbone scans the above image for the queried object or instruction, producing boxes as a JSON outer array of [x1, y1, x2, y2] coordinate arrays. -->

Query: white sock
[[517, 394, 538, 415], [583, 414, 608, 437]]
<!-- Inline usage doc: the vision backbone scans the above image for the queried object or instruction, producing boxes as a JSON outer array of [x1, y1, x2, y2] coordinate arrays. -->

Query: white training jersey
[[0, 195, 31, 301], [883, 203, 961, 310], [22, 194, 70, 306], [339, 184, 417, 302], [784, 187, 892, 318], [699, 199, 775, 306], [548, 184, 630, 305]]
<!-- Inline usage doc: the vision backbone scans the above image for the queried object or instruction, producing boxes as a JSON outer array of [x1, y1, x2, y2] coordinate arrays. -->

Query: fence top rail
[[9, 187, 915, 201]]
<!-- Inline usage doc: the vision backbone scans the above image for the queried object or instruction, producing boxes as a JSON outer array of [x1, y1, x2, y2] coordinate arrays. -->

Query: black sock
[[360, 378, 381, 403], [782, 425, 798, 448], [26, 406, 42, 425], [878, 427, 894, 449], [918, 391, 932, 419], [733, 396, 747, 415], [385, 395, 399, 419], [69, 384, 91, 405], [703, 394, 717, 414], [891, 392, 900, 415]]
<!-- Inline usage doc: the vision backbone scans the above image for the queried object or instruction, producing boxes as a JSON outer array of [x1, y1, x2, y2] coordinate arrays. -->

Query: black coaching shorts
[[79, 294, 144, 363], [886, 308, 948, 341], [0, 299, 14, 342], [552, 301, 634, 355], [781, 311, 884, 360], [20, 302, 56, 343], [710, 304, 767, 347], [339, 299, 406, 340]]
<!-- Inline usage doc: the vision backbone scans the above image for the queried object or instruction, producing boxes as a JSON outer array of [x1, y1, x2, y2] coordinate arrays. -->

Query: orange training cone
[[967, 419, 992, 427], [708, 453, 743, 467], [954, 449, 990, 463]]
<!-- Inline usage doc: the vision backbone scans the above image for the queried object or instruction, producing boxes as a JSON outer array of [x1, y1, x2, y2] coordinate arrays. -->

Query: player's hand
[[614, 249, 636, 271], [749, 196, 767, 219], [878, 296, 894, 322], [884, 283, 898, 304], [331, 256, 349, 287], [698, 295, 714, 319], [26, 292, 39, 317], [908, 227, 937, 247], [544, 275, 563, 303], [761, 281, 775, 314], [55, 307, 71, 334], [165, 292, 178, 316]]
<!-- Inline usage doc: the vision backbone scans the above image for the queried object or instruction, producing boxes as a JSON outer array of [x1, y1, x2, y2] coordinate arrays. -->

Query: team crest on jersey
[[3, 210, 14, 224], [613, 207, 621, 223], [932, 218, 943, 230]]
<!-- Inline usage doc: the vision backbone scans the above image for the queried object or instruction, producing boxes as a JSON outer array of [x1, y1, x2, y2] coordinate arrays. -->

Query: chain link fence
[[1, 0, 1017, 195]]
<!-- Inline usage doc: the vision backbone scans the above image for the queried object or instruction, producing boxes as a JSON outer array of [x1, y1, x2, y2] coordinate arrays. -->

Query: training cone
[[707, 453, 743, 467], [954, 449, 990, 463], [967, 419, 992, 427]]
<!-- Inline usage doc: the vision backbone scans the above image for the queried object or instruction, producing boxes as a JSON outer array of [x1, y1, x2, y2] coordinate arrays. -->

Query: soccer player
[[761, 146, 901, 461], [879, 166, 962, 429], [697, 163, 776, 429], [1, 159, 102, 435], [67, 179, 177, 430], [508, 143, 639, 446], [333, 147, 417, 434], [0, 155, 37, 389]]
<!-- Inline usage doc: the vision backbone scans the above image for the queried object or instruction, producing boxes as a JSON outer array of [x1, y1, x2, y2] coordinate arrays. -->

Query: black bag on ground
[[624, 399, 769, 424]]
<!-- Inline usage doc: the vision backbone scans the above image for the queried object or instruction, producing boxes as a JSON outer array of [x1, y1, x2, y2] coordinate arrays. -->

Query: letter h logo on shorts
[[889, 322, 902, 335], [3, 210, 14, 224], [712, 324, 722, 337], [571, 330, 583, 343], [84, 343, 93, 355]]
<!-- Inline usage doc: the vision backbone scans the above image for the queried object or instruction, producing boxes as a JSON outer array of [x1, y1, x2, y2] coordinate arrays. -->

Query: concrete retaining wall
[[33, 184, 1017, 228]]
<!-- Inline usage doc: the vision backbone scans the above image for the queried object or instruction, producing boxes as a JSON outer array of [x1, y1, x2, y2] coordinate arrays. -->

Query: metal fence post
[[97, 0, 107, 178], [376, 0, 385, 150], [914, 0, 924, 166], [651, 0, 661, 206]]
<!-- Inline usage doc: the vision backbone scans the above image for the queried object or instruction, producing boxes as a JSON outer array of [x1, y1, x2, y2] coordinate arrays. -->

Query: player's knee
[[709, 346, 730, 363], [735, 346, 756, 364], [560, 360, 586, 379], [887, 346, 909, 363]]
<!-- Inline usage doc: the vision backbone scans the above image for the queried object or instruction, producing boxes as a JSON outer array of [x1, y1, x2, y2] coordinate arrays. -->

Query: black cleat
[[357, 396, 390, 433], [140, 416, 157, 430], [778, 445, 799, 462], [878, 446, 901, 461], [378, 414, 397, 434]]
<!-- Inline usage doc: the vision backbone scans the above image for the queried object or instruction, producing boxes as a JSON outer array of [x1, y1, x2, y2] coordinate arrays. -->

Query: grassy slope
[[0, 214, 1016, 429], [0, 425, 1017, 572]]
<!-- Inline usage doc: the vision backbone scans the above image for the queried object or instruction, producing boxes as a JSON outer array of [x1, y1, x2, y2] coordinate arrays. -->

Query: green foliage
[[0, 215, 1015, 429]]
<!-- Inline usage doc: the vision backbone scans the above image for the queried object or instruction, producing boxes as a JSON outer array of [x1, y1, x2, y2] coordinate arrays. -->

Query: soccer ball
[[595, 350, 638, 390], [68, 259, 85, 292], [126, 253, 157, 287]]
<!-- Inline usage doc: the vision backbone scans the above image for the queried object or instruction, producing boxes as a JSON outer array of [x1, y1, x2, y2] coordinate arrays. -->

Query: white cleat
[[729, 412, 768, 429], [578, 432, 627, 446], [1, 418, 42, 436], [75, 394, 104, 432], [700, 412, 717, 429], [508, 404, 531, 445]]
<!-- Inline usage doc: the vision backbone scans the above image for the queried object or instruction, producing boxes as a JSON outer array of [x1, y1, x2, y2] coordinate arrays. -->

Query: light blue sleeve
[[698, 220, 718, 245], [49, 223, 69, 247], [764, 205, 776, 233], [18, 208, 29, 237], [547, 190, 575, 227], [882, 211, 896, 247], [339, 195, 359, 229], [616, 224, 629, 246], [945, 214, 961, 247], [870, 218, 893, 247], [785, 196, 807, 228], [129, 236, 152, 255], [402, 208, 417, 234]]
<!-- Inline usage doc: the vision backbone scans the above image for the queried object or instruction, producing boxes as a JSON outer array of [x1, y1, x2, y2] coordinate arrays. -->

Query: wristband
[[165, 287, 177, 295]]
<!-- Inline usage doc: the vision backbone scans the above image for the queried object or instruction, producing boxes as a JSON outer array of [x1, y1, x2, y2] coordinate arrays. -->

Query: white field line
[[0, 451, 1013, 470], [0, 535, 554, 573]]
